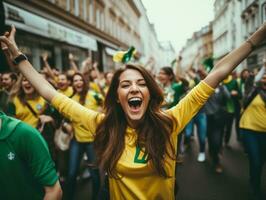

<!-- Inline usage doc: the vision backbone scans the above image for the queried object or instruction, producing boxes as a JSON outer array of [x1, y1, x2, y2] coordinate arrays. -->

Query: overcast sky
[[141, 0, 214, 53]]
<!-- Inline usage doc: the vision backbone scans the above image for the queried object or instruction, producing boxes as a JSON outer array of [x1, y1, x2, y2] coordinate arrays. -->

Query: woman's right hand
[[0, 25, 22, 68], [1, 25, 58, 102]]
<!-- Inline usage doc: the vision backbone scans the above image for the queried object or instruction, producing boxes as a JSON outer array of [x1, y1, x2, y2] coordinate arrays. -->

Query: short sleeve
[[15, 123, 58, 186]]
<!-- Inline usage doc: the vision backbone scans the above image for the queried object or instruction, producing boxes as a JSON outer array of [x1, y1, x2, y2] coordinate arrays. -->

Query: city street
[[1, 1, 266, 200], [176, 134, 266, 200]]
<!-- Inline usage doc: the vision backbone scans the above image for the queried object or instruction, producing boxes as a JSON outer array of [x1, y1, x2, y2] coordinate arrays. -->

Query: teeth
[[128, 97, 142, 108], [129, 97, 142, 102]]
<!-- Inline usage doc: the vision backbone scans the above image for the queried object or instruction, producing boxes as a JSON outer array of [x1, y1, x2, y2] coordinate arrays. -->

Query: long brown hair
[[94, 64, 176, 178], [72, 72, 89, 105]]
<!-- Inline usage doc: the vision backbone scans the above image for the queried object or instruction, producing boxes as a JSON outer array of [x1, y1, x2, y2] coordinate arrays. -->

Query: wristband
[[12, 53, 28, 65]]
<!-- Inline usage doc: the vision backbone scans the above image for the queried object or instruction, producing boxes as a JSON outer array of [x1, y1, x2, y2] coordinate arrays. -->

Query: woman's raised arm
[[204, 22, 266, 88], [0, 26, 57, 102]]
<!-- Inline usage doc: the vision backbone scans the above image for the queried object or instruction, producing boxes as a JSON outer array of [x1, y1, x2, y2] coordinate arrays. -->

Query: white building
[[134, 0, 168, 73], [213, 0, 242, 63], [160, 41, 176, 67], [179, 33, 202, 70], [179, 24, 213, 72], [240, 0, 266, 70]]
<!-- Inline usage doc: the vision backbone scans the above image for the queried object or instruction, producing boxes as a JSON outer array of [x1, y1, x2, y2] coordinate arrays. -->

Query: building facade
[[240, 0, 266, 70], [135, 0, 177, 73], [213, 0, 266, 71], [213, 0, 242, 63], [159, 41, 176, 68], [179, 23, 213, 72], [3, 0, 142, 71]]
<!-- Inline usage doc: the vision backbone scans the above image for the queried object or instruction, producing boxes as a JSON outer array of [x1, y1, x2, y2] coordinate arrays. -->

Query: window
[[66, 0, 70, 11], [101, 12, 105, 31], [74, 0, 79, 16], [89, 0, 94, 25], [83, 0, 87, 20], [96, 9, 100, 29], [263, 3, 266, 22]]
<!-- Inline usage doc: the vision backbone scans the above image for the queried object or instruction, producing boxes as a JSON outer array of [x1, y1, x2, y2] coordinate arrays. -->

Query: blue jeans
[[65, 139, 100, 200], [241, 129, 266, 198], [185, 112, 207, 152]]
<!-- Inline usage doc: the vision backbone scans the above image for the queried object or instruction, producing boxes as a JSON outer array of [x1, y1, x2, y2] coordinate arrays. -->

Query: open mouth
[[58, 83, 64, 87], [24, 85, 32, 90], [128, 97, 142, 111], [75, 85, 83, 91]]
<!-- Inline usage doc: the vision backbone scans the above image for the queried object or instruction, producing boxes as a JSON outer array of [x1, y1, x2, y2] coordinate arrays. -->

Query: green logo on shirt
[[134, 146, 148, 164], [7, 152, 15, 160]]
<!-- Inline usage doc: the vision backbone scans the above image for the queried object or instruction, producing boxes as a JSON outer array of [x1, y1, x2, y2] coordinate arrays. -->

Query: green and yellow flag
[[113, 46, 136, 63]]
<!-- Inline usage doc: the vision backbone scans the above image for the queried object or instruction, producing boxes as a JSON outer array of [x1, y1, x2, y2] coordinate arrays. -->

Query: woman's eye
[[121, 84, 130, 88], [139, 82, 147, 87]]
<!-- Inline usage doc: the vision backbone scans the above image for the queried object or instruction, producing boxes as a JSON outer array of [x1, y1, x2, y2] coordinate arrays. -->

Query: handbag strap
[[25, 102, 38, 117], [242, 87, 258, 110], [25, 101, 48, 117]]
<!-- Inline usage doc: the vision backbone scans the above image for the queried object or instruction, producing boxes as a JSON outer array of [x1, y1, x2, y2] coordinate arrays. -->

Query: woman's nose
[[130, 83, 139, 92]]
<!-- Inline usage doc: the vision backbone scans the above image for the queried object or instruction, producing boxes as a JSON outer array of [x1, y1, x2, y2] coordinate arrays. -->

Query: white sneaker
[[197, 152, 206, 162]]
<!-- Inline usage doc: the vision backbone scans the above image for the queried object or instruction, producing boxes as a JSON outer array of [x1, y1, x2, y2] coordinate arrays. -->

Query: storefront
[[104, 46, 120, 71], [4, 2, 97, 71]]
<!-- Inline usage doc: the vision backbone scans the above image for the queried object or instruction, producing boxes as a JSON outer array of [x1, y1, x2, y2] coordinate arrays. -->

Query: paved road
[[176, 134, 266, 200]]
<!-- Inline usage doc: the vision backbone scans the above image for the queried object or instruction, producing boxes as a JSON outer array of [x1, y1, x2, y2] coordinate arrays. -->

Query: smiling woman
[[116, 68, 151, 126], [1, 23, 266, 199]]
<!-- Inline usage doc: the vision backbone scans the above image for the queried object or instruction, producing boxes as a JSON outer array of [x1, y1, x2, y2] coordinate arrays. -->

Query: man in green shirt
[[0, 112, 62, 200]]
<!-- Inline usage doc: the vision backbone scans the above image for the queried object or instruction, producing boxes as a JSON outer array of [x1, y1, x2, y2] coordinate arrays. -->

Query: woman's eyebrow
[[120, 79, 145, 83], [119, 80, 131, 84]]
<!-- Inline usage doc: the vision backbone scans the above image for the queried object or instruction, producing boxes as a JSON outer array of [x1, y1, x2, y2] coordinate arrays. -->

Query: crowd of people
[[0, 23, 265, 200]]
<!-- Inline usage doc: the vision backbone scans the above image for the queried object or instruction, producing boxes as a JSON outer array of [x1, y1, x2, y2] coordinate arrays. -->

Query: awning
[[105, 47, 118, 56], [4, 2, 98, 51]]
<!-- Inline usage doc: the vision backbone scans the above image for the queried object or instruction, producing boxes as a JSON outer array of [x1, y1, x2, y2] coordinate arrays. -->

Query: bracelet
[[246, 39, 256, 50]]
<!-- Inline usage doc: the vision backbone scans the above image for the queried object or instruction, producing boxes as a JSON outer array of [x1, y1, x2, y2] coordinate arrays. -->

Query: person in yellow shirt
[[240, 67, 266, 200], [65, 72, 103, 200], [7, 76, 53, 128], [6, 75, 58, 161], [57, 73, 73, 97], [1, 23, 266, 200]]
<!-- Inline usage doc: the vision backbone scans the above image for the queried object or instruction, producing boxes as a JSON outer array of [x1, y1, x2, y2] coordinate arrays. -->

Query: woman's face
[[22, 78, 35, 95], [117, 69, 150, 127], [106, 72, 114, 85], [73, 74, 84, 93], [90, 69, 97, 80], [158, 70, 171, 85], [58, 74, 69, 90]]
